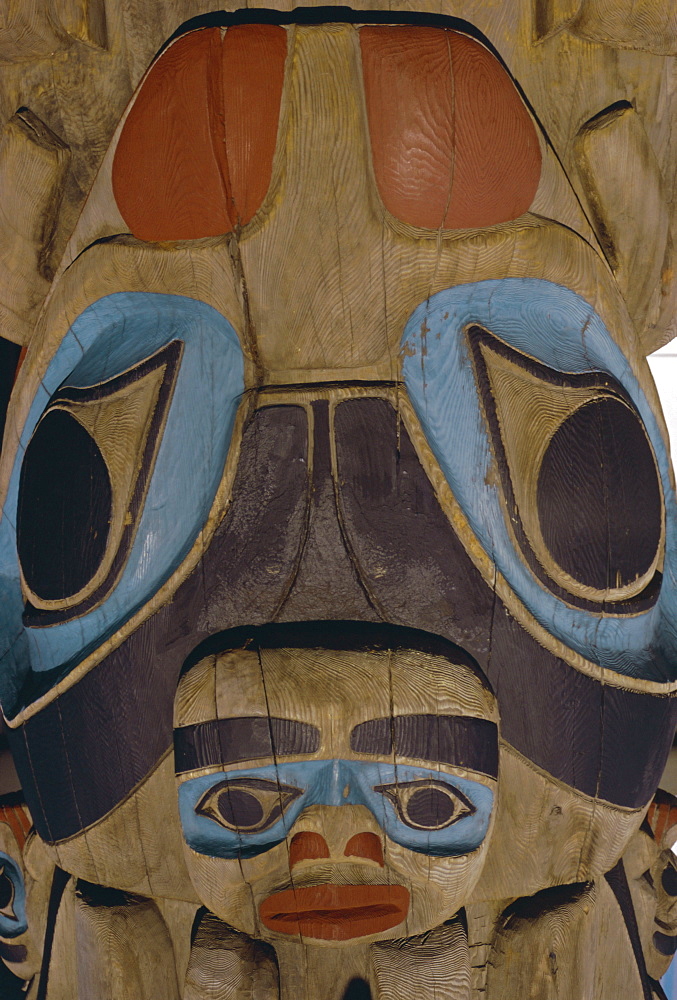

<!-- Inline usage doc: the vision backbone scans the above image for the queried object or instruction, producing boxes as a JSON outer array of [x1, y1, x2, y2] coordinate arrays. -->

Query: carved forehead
[[175, 645, 496, 730]]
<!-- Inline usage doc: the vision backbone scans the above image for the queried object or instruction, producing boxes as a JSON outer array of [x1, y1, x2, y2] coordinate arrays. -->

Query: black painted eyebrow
[[174, 717, 320, 774], [350, 715, 498, 779]]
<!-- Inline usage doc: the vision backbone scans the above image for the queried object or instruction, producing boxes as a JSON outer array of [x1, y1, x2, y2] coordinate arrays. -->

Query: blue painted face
[[402, 278, 677, 682], [0, 292, 244, 712], [178, 760, 494, 860], [0, 852, 27, 939]]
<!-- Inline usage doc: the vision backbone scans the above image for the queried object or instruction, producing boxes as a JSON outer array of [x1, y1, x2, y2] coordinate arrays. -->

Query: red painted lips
[[259, 884, 410, 940]]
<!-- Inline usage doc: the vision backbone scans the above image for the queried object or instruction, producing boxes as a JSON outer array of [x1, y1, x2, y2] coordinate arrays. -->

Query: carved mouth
[[259, 884, 410, 940]]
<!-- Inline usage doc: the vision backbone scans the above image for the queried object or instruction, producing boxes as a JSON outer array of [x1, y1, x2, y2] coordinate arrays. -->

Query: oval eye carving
[[537, 397, 661, 592], [0, 866, 17, 922], [195, 778, 302, 834], [18, 340, 182, 625], [374, 779, 475, 831], [18, 409, 112, 602], [468, 324, 664, 608]]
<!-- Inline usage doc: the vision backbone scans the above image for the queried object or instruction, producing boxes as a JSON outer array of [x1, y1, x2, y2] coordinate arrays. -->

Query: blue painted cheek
[[0, 292, 245, 711], [178, 760, 494, 861], [0, 854, 27, 938], [401, 278, 677, 681]]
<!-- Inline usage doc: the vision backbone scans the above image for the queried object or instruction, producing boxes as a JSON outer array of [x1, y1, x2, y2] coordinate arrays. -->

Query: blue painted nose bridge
[[178, 758, 495, 861]]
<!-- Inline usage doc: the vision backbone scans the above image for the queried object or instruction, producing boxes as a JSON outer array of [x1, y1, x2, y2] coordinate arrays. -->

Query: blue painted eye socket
[[401, 278, 677, 681], [178, 759, 494, 860], [0, 854, 27, 939], [0, 292, 244, 711]]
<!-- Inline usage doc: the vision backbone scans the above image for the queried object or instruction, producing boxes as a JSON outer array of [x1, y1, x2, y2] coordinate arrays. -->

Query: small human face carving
[[174, 641, 498, 942]]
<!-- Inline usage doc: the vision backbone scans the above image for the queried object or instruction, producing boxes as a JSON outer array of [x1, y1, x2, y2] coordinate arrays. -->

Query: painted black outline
[[468, 323, 662, 613], [195, 776, 302, 833], [374, 777, 476, 831], [178, 620, 492, 692], [22, 340, 183, 627]]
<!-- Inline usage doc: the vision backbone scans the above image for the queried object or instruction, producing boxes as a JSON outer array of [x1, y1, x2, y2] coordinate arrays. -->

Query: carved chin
[[259, 884, 410, 941]]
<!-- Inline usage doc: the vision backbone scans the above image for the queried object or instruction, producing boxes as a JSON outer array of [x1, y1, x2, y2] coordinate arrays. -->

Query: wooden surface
[[1, 4, 677, 999]]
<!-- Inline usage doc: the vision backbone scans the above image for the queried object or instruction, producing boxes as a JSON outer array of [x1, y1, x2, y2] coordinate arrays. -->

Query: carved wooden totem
[[1, 2, 677, 998]]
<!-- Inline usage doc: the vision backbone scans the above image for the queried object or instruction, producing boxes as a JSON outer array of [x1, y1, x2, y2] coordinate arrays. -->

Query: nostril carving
[[344, 833, 384, 866], [289, 831, 330, 868]]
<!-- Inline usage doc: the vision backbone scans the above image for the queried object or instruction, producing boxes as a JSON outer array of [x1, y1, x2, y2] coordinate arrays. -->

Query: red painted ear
[[360, 26, 542, 230], [112, 25, 286, 242]]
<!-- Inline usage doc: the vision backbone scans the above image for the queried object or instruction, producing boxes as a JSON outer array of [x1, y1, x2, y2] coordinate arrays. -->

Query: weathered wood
[[572, 0, 677, 54], [575, 101, 672, 348], [1, 5, 677, 999], [0, 109, 69, 345]]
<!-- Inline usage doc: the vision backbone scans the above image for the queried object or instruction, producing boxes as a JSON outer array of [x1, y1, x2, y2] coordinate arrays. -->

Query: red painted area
[[344, 832, 384, 865], [648, 790, 677, 844], [259, 884, 410, 940], [112, 25, 286, 241], [289, 831, 330, 867], [0, 804, 31, 850], [360, 26, 541, 230], [221, 25, 287, 226], [12, 345, 27, 387]]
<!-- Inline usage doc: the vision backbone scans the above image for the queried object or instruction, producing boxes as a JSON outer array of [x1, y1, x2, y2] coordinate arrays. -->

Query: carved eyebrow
[[350, 715, 498, 778], [174, 717, 320, 774]]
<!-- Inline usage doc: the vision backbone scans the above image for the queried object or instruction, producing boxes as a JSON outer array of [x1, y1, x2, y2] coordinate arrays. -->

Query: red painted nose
[[288, 831, 385, 867], [344, 832, 384, 866], [289, 832, 330, 868]]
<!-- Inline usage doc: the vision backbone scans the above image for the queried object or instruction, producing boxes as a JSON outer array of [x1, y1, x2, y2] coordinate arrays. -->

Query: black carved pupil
[[537, 398, 661, 591], [405, 787, 455, 828], [0, 871, 13, 911], [17, 409, 112, 601], [662, 866, 677, 897], [218, 788, 265, 828]]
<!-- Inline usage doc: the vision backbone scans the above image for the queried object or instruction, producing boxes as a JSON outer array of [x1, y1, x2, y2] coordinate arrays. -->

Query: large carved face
[[0, 9, 675, 925], [173, 628, 498, 941]]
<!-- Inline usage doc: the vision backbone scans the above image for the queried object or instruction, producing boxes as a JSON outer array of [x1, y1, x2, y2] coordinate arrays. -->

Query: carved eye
[[17, 341, 182, 624], [469, 325, 663, 608], [374, 779, 475, 831], [195, 778, 302, 834], [0, 866, 17, 922]]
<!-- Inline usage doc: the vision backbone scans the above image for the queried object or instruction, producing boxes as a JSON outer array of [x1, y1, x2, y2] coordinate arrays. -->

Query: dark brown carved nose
[[344, 833, 384, 866], [289, 832, 330, 868]]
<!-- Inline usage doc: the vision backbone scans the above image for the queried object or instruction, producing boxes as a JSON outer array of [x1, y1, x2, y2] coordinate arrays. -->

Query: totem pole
[[1, 3, 677, 998]]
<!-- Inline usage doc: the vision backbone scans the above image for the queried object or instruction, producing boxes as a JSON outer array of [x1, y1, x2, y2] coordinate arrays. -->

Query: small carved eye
[[0, 866, 17, 921], [195, 778, 302, 834], [374, 779, 475, 831]]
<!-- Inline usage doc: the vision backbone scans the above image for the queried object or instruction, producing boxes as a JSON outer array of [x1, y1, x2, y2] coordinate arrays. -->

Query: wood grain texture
[[0, 235, 246, 503], [2, 8, 677, 999], [56, 21, 636, 386], [0, 2, 675, 361], [575, 102, 670, 344], [113, 24, 286, 241], [361, 27, 541, 229], [73, 884, 181, 1000], [533, 0, 581, 40], [371, 917, 470, 1000], [221, 25, 287, 227], [0, 2, 66, 62], [572, 0, 677, 54], [112, 28, 232, 242], [52, 754, 199, 902], [624, 824, 677, 980], [184, 913, 279, 1000], [0, 109, 69, 345], [175, 641, 498, 943], [54, 0, 107, 49], [485, 877, 647, 999], [470, 742, 645, 902]]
